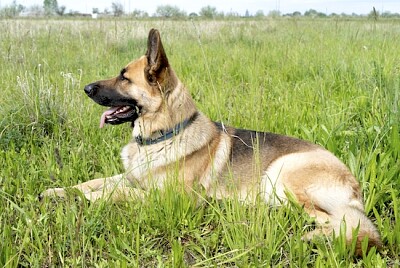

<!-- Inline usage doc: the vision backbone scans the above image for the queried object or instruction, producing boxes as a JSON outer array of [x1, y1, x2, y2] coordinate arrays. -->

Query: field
[[0, 18, 399, 267]]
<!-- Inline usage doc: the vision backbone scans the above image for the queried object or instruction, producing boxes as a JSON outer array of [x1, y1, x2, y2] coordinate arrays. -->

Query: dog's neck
[[135, 112, 198, 146], [132, 79, 198, 145]]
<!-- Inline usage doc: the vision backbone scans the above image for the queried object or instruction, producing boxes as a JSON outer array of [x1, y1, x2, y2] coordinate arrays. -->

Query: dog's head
[[84, 29, 175, 128]]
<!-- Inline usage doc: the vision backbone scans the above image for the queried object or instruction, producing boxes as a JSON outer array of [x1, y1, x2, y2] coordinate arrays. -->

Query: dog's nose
[[84, 83, 98, 97]]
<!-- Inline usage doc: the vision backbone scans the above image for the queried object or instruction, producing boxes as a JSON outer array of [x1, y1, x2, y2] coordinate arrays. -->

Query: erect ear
[[145, 29, 169, 84]]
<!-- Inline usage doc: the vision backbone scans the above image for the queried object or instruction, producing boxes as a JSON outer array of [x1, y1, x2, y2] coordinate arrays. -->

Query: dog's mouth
[[99, 105, 139, 128]]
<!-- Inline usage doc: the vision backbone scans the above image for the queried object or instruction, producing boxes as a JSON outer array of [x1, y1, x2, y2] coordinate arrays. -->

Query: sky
[[1, 0, 400, 16]]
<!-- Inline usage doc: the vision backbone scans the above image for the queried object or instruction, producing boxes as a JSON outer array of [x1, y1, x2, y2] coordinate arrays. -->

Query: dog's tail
[[328, 205, 382, 255], [304, 183, 382, 255]]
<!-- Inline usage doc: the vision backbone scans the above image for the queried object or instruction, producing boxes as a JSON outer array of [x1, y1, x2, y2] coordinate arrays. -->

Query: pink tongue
[[99, 107, 120, 128]]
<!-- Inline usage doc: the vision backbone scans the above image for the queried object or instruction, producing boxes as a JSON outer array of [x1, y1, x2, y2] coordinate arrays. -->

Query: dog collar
[[135, 112, 198, 146]]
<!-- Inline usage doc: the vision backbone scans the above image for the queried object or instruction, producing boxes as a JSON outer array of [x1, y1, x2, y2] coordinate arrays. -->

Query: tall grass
[[0, 18, 399, 267]]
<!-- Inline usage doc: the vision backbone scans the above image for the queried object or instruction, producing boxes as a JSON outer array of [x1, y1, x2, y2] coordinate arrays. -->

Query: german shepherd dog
[[41, 29, 381, 255]]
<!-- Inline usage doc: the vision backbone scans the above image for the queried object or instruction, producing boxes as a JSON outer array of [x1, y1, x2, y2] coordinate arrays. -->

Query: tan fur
[[41, 29, 381, 255]]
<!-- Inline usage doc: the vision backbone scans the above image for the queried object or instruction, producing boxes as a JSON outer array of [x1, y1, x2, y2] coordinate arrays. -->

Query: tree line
[[1, 1, 399, 19]]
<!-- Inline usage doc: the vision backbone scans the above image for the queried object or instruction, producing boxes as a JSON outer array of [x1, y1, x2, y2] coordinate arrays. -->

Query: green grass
[[0, 17, 399, 267]]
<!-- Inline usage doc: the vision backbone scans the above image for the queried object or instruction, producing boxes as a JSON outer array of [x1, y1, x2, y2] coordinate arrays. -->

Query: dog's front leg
[[85, 186, 146, 202], [40, 174, 144, 202]]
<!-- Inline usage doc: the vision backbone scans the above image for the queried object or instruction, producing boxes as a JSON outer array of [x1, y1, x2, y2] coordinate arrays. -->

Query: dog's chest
[[120, 140, 185, 188]]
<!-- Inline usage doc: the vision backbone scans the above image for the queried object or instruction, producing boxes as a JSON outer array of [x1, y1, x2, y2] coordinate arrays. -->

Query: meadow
[[0, 17, 399, 267]]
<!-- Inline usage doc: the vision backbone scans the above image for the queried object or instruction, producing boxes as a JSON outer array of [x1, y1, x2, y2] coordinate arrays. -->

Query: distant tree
[[218, 12, 225, 18], [56, 5, 66, 16], [17, 1, 25, 14], [43, 0, 58, 15], [92, 8, 99, 14], [27, 4, 44, 16], [111, 2, 124, 16], [292, 11, 301, 17], [302, 9, 327, 18], [368, 7, 379, 20], [254, 10, 264, 18], [189, 12, 198, 17], [268, 10, 281, 18], [245, 9, 250, 17], [199, 5, 218, 18], [66, 9, 79, 16], [0, 0, 25, 17], [382, 11, 400, 18], [131, 9, 148, 18], [155, 5, 186, 18], [304, 9, 318, 17]]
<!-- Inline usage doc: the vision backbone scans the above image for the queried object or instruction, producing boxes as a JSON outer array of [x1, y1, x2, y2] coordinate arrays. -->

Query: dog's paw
[[39, 187, 67, 201], [39, 187, 97, 204], [302, 227, 333, 242]]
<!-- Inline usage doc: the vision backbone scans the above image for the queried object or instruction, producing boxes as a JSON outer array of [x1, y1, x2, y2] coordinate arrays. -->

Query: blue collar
[[135, 112, 198, 146]]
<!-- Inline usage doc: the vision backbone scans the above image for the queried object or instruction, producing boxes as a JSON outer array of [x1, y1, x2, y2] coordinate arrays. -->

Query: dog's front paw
[[39, 187, 67, 200]]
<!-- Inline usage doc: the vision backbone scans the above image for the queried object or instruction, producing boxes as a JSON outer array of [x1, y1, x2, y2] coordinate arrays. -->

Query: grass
[[0, 17, 399, 267]]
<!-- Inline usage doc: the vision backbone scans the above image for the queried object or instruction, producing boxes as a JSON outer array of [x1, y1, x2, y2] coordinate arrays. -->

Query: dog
[[41, 28, 381, 255]]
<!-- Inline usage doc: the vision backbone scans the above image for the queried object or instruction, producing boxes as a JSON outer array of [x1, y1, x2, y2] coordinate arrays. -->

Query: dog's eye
[[119, 74, 130, 82], [119, 68, 131, 82]]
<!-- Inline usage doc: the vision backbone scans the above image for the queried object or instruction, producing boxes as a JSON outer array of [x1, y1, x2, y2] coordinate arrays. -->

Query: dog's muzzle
[[84, 83, 98, 97], [84, 82, 140, 128]]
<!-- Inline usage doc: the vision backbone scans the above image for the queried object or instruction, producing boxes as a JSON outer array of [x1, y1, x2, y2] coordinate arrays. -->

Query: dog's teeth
[[117, 106, 128, 113]]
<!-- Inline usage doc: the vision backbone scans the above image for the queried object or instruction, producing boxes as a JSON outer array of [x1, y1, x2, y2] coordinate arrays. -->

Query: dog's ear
[[145, 29, 169, 84]]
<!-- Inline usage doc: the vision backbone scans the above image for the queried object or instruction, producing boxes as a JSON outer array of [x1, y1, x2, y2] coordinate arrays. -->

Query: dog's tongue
[[99, 107, 120, 128]]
